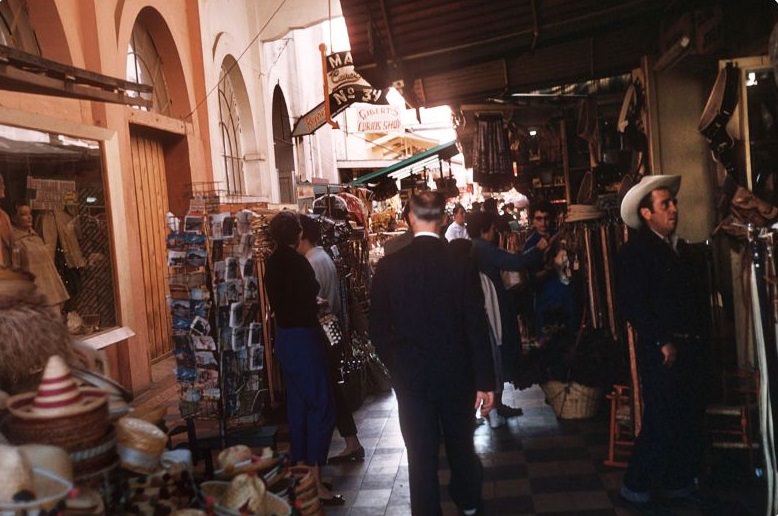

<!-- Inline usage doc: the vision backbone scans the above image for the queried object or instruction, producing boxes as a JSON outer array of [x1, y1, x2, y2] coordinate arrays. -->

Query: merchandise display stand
[[166, 188, 276, 474]]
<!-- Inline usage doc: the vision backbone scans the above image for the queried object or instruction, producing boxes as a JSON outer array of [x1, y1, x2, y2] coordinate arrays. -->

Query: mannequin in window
[[0, 175, 11, 267], [12, 204, 70, 310]]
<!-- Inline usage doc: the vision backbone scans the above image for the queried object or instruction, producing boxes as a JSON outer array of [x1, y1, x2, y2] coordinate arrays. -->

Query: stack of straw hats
[[115, 416, 168, 474], [0, 443, 72, 514], [200, 474, 291, 516], [5, 355, 116, 480]]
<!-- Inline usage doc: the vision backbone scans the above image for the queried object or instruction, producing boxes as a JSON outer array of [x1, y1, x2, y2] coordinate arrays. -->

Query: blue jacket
[[471, 238, 543, 350]]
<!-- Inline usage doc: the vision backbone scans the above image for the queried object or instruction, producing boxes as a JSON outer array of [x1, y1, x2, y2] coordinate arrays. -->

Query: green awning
[[350, 140, 459, 185]]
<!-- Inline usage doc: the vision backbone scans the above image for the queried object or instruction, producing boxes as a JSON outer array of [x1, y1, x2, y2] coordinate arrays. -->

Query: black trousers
[[326, 342, 358, 438], [396, 390, 483, 515], [624, 342, 706, 494]]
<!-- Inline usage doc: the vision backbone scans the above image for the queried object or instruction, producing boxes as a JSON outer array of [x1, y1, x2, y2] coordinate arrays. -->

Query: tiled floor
[[134, 358, 764, 515]]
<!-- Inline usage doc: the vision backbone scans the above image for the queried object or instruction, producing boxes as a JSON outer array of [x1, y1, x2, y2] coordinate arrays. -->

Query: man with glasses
[[524, 201, 555, 250], [522, 201, 557, 338]]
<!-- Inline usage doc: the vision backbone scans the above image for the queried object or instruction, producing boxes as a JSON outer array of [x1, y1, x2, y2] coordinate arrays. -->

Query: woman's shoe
[[319, 494, 346, 506], [327, 446, 365, 464]]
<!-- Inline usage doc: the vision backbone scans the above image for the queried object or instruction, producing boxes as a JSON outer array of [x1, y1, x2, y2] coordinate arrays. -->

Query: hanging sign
[[356, 105, 402, 132], [291, 49, 390, 137]]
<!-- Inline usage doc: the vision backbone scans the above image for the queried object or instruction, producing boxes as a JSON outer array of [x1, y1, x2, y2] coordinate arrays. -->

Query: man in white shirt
[[444, 203, 469, 242]]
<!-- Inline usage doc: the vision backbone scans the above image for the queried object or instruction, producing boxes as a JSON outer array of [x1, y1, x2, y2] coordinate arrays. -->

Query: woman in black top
[[264, 211, 341, 505]]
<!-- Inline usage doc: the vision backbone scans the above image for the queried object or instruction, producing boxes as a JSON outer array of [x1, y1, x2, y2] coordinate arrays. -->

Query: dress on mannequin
[[12, 205, 69, 307]]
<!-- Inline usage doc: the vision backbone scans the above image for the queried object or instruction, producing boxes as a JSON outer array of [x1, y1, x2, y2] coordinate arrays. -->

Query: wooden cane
[[600, 224, 617, 338]]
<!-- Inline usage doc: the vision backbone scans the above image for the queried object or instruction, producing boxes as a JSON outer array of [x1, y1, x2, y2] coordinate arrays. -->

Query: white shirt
[[445, 222, 470, 242], [305, 246, 341, 317]]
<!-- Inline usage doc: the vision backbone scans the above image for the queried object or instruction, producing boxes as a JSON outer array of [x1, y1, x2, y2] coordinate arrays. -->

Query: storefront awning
[[351, 140, 459, 185]]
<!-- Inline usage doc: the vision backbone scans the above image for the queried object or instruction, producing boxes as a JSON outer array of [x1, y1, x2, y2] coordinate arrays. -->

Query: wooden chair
[[604, 384, 634, 467], [705, 368, 760, 472]]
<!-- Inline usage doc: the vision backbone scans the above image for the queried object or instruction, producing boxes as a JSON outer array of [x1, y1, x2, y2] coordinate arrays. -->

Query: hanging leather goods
[[583, 225, 598, 329], [698, 63, 740, 178], [626, 322, 643, 437], [600, 224, 617, 338], [748, 228, 778, 514]]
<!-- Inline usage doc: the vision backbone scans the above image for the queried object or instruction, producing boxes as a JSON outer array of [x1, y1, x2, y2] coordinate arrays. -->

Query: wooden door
[[130, 131, 171, 360]]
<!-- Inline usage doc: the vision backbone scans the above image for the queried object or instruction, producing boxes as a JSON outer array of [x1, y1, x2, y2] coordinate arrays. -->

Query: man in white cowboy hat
[[617, 175, 711, 512]]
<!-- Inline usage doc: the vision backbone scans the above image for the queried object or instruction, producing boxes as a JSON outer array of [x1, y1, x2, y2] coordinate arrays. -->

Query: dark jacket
[[369, 235, 495, 399], [471, 238, 543, 348], [264, 244, 320, 328], [617, 227, 708, 349]]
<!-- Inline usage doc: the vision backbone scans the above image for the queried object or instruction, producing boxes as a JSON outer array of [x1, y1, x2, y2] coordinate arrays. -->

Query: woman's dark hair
[[269, 211, 302, 247], [452, 203, 466, 216], [299, 214, 321, 245], [465, 210, 497, 239]]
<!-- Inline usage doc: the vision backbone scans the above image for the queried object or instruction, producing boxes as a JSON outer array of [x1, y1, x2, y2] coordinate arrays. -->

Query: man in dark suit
[[370, 191, 496, 516], [617, 175, 709, 511]]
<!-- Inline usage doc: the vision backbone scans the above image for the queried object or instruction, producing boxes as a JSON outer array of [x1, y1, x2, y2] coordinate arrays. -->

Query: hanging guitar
[[698, 63, 778, 236]]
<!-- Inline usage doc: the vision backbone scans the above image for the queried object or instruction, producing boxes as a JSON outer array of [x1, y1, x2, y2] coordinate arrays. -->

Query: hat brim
[[7, 387, 107, 420], [0, 467, 72, 511], [620, 175, 681, 229]]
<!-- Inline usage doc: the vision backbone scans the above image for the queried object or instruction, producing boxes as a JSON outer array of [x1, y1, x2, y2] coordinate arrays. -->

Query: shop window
[[0, 0, 41, 54], [126, 23, 172, 115], [218, 67, 244, 195], [0, 123, 118, 332]]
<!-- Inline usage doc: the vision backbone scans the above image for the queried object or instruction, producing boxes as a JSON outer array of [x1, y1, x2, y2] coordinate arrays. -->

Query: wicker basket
[[541, 381, 602, 419], [5, 390, 109, 450]]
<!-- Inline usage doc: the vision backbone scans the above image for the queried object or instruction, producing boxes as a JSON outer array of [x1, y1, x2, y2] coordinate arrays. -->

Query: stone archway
[[272, 85, 295, 204]]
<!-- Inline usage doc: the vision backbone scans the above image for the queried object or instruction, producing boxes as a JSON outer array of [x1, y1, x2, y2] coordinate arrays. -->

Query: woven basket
[[541, 381, 602, 419], [5, 390, 109, 450]]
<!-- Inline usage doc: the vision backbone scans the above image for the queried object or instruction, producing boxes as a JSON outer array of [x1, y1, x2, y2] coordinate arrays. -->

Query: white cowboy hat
[[620, 175, 681, 230]]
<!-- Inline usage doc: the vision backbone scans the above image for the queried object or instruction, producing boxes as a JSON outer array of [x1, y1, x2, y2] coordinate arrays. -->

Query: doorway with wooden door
[[129, 129, 172, 361]]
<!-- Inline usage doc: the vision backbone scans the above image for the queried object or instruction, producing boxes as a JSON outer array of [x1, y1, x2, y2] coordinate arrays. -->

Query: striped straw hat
[[7, 356, 107, 420]]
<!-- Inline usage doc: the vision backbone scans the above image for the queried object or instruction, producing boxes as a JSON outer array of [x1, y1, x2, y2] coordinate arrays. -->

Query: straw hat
[[7, 355, 107, 420], [565, 204, 604, 223], [0, 444, 72, 511], [20, 444, 73, 482], [620, 175, 681, 230], [116, 417, 168, 474], [202, 475, 292, 516], [216, 445, 279, 479]]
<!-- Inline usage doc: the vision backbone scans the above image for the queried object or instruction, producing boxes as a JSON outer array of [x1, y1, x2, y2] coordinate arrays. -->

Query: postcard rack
[[167, 195, 274, 461]]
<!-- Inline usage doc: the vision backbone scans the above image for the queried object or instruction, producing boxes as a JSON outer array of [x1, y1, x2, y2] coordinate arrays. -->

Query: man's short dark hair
[[483, 198, 498, 213], [530, 201, 555, 219], [409, 191, 444, 222], [269, 210, 301, 247], [299, 214, 321, 245], [452, 203, 466, 216], [465, 210, 496, 238]]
